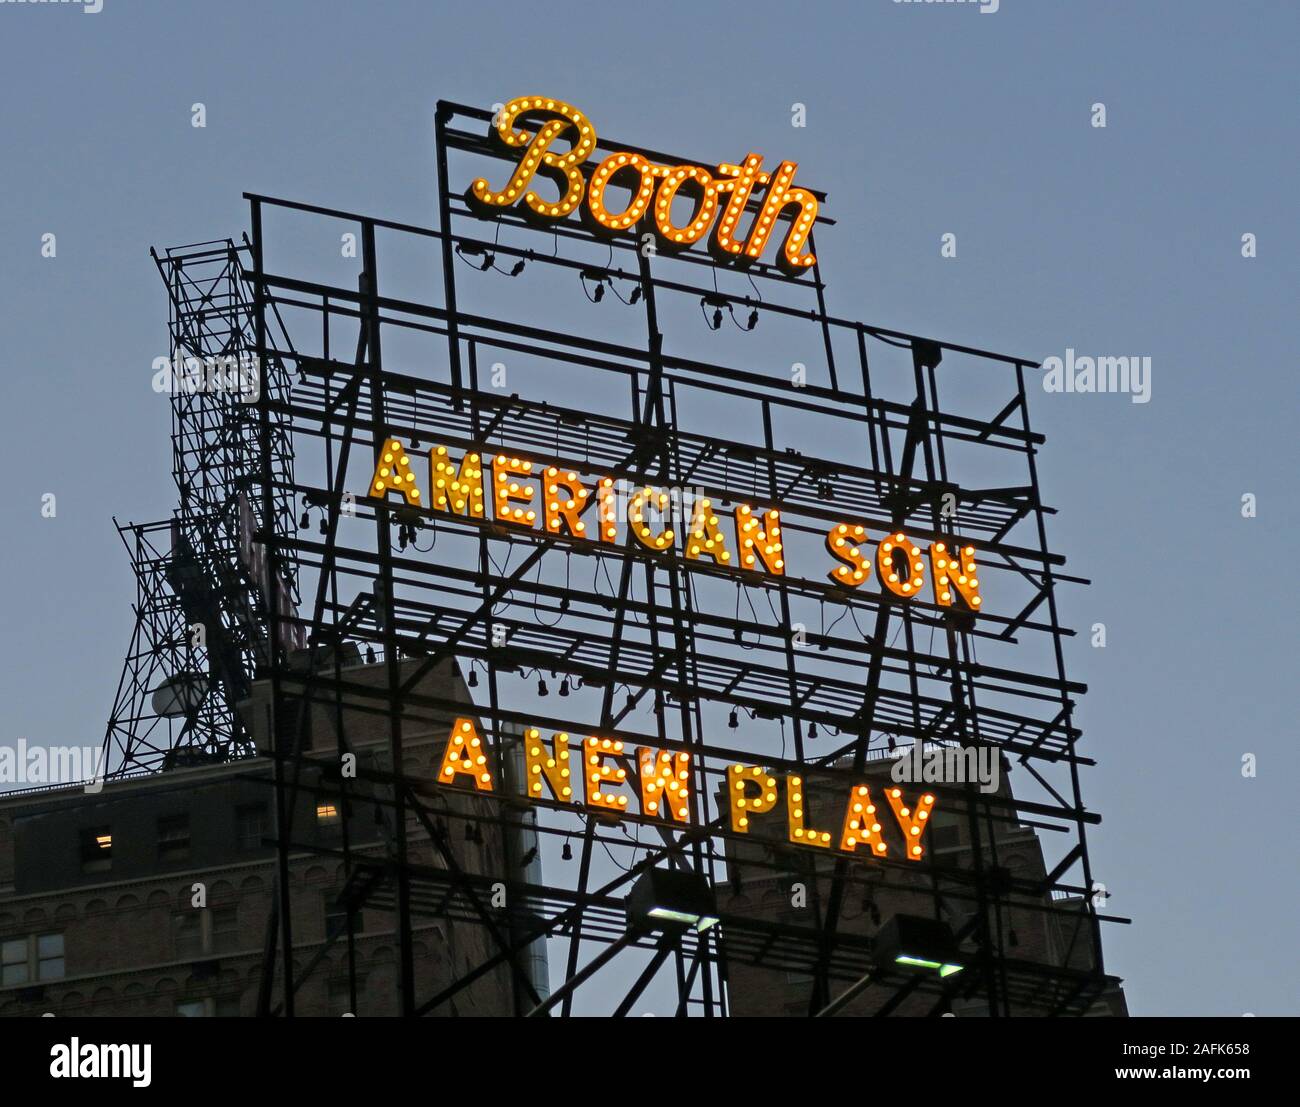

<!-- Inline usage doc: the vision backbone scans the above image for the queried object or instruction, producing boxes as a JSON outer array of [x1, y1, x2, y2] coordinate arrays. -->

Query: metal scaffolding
[[103, 99, 1124, 1016]]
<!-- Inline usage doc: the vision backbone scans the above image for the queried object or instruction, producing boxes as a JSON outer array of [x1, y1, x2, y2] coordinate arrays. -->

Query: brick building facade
[[0, 656, 532, 1017], [718, 750, 1127, 1016]]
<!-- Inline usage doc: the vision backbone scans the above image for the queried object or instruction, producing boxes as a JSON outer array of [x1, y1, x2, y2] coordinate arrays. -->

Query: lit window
[[79, 825, 113, 873], [316, 802, 339, 827]]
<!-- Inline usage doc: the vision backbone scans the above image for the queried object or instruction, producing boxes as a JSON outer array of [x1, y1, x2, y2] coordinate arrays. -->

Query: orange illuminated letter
[[930, 542, 982, 611], [492, 454, 538, 526], [637, 747, 691, 822], [826, 523, 872, 587], [745, 160, 818, 272], [654, 165, 720, 248], [879, 532, 925, 598], [728, 764, 779, 833], [712, 154, 767, 259], [839, 784, 888, 856], [885, 787, 936, 861], [586, 152, 662, 232], [468, 97, 597, 221]]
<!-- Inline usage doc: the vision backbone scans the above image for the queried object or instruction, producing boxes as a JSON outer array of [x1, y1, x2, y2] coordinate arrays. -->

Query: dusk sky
[[1, 0, 1295, 1016]]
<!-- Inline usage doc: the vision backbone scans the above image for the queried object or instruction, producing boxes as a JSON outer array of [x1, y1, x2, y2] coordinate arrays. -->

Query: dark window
[[929, 815, 961, 852], [211, 907, 239, 954], [79, 826, 112, 873], [174, 913, 203, 959], [323, 894, 360, 938], [157, 815, 190, 861], [236, 804, 267, 851]]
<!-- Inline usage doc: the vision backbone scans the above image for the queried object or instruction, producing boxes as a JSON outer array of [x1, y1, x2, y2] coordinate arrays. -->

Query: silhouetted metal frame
[[104, 97, 1124, 1017]]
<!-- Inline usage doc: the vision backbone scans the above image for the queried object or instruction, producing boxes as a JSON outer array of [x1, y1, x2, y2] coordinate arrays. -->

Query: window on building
[[79, 825, 113, 873], [174, 907, 240, 959], [2, 938, 29, 986], [211, 907, 239, 955], [174, 912, 203, 960], [36, 933, 64, 980], [157, 815, 191, 862], [323, 894, 360, 939], [236, 803, 267, 851], [316, 801, 340, 827], [2, 933, 64, 984]]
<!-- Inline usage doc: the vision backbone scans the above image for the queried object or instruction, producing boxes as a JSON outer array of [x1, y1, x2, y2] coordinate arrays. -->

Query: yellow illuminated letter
[[629, 487, 674, 551], [596, 477, 619, 543], [686, 496, 731, 565], [430, 446, 485, 517], [787, 774, 832, 848], [735, 505, 784, 575], [438, 718, 494, 791], [369, 438, 422, 506], [584, 737, 629, 812], [543, 467, 590, 537], [524, 727, 574, 802]]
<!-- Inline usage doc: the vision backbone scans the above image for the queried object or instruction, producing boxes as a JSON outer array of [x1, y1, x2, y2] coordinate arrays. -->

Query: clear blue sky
[[0, 0, 1295, 1016]]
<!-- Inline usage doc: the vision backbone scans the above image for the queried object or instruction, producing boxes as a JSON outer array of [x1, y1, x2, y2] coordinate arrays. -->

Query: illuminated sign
[[467, 96, 820, 274], [439, 717, 938, 862], [365, 436, 985, 612]]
